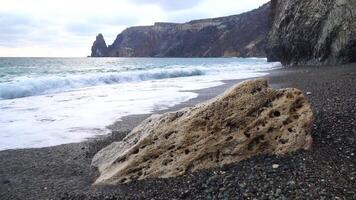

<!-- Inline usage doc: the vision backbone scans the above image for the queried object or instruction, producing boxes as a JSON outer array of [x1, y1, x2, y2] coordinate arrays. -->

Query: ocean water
[[0, 57, 281, 150]]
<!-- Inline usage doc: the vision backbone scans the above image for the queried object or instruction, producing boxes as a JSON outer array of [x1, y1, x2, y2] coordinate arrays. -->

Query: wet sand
[[0, 63, 355, 200]]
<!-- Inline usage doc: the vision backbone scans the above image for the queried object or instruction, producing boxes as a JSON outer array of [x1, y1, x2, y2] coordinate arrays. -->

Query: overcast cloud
[[0, 0, 270, 57]]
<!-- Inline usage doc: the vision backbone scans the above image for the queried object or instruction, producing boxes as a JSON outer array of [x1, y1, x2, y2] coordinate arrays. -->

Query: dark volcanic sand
[[0, 64, 355, 200]]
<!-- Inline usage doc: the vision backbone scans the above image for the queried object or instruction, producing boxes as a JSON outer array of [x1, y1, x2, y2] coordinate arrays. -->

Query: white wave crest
[[0, 68, 204, 99]]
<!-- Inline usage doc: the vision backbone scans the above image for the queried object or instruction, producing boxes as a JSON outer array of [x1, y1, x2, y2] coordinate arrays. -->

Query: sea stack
[[91, 33, 109, 57], [92, 79, 314, 185]]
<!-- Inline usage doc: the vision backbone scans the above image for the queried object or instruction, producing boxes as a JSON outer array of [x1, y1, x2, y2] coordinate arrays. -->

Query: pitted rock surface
[[92, 79, 313, 184]]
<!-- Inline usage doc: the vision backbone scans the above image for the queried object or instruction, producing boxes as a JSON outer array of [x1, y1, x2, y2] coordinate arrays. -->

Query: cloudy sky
[[0, 0, 269, 57]]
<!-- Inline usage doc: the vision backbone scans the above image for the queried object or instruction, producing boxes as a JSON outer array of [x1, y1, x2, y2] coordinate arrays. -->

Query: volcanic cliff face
[[91, 3, 270, 57], [266, 0, 356, 65]]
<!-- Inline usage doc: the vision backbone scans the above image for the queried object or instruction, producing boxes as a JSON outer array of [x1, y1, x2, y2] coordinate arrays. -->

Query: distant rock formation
[[266, 0, 356, 65], [91, 34, 109, 57], [92, 79, 313, 185], [90, 3, 270, 57]]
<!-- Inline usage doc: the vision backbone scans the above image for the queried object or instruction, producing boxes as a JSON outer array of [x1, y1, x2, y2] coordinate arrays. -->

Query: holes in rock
[[133, 138, 139, 144], [279, 139, 289, 144], [286, 93, 294, 99], [193, 134, 201, 139], [162, 159, 173, 166], [291, 98, 304, 111], [169, 112, 182, 122], [296, 91, 302, 95], [208, 154, 213, 161], [215, 150, 221, 163], [128, 167, 142, 174], [184, 149, 190, 155], [288, 128, 293, 133], [274, 111, 281, 117], [176, 167, 184, 172], [251, 87, 262, 94], [130, 175, 139, 181], [248, 135, 265, 151], [276, 91, 284, 98], [267, 127, 274, 133], [226, 121, 238, 130], [114, 156, 126, 164], [175, 111, 184, 119], [256, 141, 270, 151], [231, 124, 239, 129], [119, 178, 127, 183], [137, 171, 143, 177], [244, 132, 251, 138], [283, 118, 292, 125], [167, 145, 175, 151], [132, 148, 139, 154], [164, 131, 176, 139], [225, 136, 233, 141]]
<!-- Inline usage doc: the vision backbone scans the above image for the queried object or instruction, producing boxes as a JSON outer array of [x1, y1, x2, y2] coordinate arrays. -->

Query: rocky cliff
[[92, 79, 313, 184], [91, 3, 270, 57], [91, 34, 109, 57], [266, 0, 356, 65]]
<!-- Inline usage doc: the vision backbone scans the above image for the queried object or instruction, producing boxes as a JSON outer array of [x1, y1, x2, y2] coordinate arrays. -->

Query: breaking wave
[[0, 68, 204, 99]]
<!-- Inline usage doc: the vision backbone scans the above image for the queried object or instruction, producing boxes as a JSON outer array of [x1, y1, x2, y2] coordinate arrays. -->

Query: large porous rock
[[266, 0, 356, 65], [92, 79, 313, 185]]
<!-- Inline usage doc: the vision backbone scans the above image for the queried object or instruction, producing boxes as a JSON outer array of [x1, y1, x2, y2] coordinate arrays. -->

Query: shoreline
[[1, 63, 355, 199]]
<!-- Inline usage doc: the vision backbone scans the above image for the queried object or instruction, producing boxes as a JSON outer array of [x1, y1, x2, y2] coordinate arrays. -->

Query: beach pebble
[[274, 188, 282, 196], [306, 92, 312, 95], [287, 180, 296, 185], [272, 164, 279, 169]]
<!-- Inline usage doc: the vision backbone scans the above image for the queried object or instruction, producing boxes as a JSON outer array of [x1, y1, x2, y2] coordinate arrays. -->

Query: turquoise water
[[0, 57, 281, 150]]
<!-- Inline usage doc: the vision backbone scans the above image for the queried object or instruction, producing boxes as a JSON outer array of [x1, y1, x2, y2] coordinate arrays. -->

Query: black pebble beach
[[0, 64, 355, 200]]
